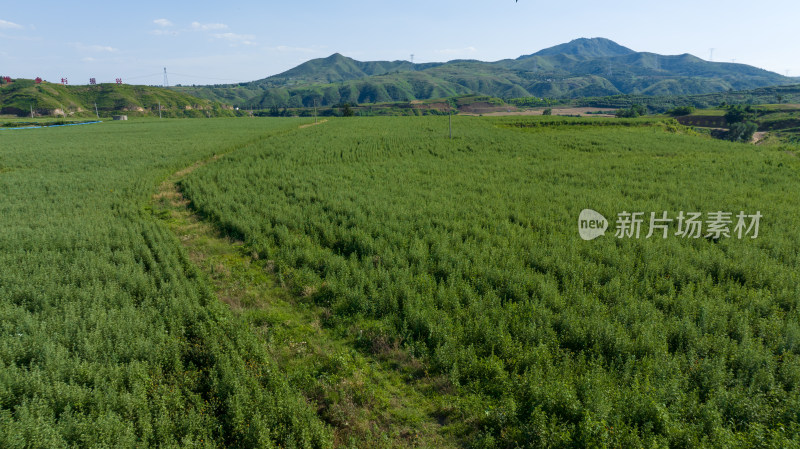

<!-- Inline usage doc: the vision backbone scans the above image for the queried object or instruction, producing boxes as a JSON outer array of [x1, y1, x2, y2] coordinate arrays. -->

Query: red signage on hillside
[[35, 77, 42, 84]]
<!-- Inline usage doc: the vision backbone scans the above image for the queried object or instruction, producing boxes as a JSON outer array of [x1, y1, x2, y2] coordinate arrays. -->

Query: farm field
[[2, 115, 800, 448], [179, 116, 800, 448], [0, 119, 330, 448]]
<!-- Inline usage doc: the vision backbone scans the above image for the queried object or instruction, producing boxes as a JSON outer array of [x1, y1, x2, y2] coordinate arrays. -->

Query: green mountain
[[0, 78, 232, 118], [525, 37, 636, 59], [176, 38, 795, 108], [264, 53, 443, 86]]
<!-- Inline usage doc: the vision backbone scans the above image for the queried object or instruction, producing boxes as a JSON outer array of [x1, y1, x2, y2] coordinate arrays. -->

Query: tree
[[726, 121, 758, 142], [666, 106, 695, 116], [542, 108, 552, 116], [724, 105, 755, 124], [340, 103, 355, 117], [616, 104, 647, 118], [287, 95, 303, 108]]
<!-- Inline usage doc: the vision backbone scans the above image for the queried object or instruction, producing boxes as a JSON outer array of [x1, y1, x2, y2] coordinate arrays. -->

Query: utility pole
[[158, 101, 162, 119], [30, 104, 34, 119], [313, 99, 317, 124], [94, 102, 99, 119]]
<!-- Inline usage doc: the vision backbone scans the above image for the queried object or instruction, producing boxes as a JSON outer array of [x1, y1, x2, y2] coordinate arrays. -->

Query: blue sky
[[1, 1, 798, 85]]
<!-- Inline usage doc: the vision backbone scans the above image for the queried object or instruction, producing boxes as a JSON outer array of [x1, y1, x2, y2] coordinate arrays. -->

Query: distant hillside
[[526, 37, 636, 59], [265, 53, 444, 86], [175, 38, 795, 108], [0, 78, 232, 118], [575, 83, 800, 111]]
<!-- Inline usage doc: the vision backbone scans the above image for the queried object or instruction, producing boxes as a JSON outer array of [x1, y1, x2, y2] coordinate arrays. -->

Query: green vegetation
[[175, 38, 795, 107], [667, 106, 695, 116], [575, 84, 800, 112], [672, 103, 800, 143], [615, 104, 648, 118], [0, 119, 330, 447], [177, 116, 800, 447], [153, 168, 457, 448], [3, 114, 800, 447], [724, 105, 757, 124], [0, 79, 231, 118], [722, 105, 759, 142], [726, 121, 759, 142]]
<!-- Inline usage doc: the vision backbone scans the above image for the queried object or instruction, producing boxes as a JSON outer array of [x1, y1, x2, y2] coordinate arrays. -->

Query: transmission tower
[[163, 67, 169, 88], [709, 48, 714, 62], [410, 54, 414, 64]]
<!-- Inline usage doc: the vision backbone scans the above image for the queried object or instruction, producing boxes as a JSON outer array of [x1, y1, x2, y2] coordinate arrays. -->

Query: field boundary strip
[[149, 119, 458, 448], [298, 118, 328, 129]]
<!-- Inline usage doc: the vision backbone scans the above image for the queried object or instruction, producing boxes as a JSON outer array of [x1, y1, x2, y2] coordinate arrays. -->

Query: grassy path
[[150, 126, 460, 448]]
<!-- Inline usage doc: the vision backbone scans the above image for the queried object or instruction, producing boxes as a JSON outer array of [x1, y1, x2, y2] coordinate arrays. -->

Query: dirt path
[[151, 127, 457, 449], [299, 118, 328, 129], [753, 131, 768, 144]]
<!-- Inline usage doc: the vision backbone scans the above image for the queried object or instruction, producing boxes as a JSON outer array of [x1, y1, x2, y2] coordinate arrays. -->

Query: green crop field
[[0, 119, 330, 448], [2, 116, 800, 448]]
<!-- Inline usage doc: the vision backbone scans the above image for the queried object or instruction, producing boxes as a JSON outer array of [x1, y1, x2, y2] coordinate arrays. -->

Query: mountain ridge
[[173, 38, 795, 107], [526, 37, 636, 59]]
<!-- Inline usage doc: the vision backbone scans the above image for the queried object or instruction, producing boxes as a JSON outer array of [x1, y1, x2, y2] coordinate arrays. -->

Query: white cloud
[[153, 18, 173, 27], [150, 29, 178, 36], [189, 21, 252, 45], [213, 32, 255, 45], [0, 19, 23, 29], [192, 22, 228, 31], [82, 57, 96, 62]]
